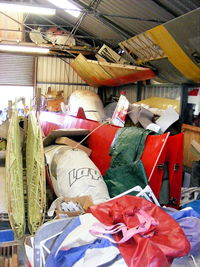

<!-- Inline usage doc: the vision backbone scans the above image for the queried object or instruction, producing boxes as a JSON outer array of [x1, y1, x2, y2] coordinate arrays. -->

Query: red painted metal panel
[[40, 112, 183, 207], [166, 133, 184, 208], [141, 133, 170, 199], [90, 69, 155, 87]]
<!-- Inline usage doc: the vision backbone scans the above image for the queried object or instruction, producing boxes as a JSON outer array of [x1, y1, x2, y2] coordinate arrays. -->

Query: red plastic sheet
[[88, 196, 190, 267]]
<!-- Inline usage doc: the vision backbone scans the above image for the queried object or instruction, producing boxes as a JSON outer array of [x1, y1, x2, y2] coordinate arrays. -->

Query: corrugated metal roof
[[157, 0, 200, 16], [35, 0, 199, 48], [67, 0, 199, 45], [95, 0, 174, 35], [77, 14, 123, 46]]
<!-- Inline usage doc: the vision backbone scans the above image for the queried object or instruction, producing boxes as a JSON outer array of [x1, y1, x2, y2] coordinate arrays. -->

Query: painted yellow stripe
[[147, 25, 200, 82]]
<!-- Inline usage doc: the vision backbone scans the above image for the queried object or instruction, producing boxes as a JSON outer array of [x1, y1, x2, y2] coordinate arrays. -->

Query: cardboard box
[[55, 196, 93, 219]]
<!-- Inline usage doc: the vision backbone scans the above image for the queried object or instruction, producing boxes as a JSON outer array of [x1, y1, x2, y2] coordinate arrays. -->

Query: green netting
[[5, 109, 25, 239], [26, 111, 46, 235]]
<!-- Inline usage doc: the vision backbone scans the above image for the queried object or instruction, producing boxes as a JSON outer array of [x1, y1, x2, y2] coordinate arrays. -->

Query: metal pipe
[[97, 13, 166, 23], [53, 13, 113, 47], [0, 28, 118, 40], [37, 81, 91, 86], [0, 11, 34, 32], [71, 0, 133, 38], [0, 12, 87, 57], [3, 0, 164, 23], [45, 6, 166, 23], [38, 13, 104, 47], [25, 23, 72, 28]]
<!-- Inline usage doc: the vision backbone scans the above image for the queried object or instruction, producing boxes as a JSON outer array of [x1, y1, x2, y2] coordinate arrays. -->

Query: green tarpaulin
[[104, 127, 153, 198]]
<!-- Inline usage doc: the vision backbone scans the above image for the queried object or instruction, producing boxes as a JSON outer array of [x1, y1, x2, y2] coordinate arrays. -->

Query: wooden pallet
[[0, 241, 19, 267]]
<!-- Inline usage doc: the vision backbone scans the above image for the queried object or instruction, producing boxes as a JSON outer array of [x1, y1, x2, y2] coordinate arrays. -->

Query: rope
[[190, 255, 198, 267], [71, 101, 142, 151], [73, 119, 112, 150]]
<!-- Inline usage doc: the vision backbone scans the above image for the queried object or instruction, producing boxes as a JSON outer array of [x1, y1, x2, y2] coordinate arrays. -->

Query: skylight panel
[[48, 0, 81, 17]]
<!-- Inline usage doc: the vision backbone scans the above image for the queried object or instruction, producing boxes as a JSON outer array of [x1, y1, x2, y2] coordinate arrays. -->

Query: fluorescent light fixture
[[48, 0, 81, 17], [0, 2, 56, 15], [0, 45, 49, 54]]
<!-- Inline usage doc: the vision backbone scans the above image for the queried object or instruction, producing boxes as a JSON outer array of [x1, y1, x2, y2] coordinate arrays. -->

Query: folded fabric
[[182, 199, 200, 215], [168, 207, 200, 221], [163, 207, 200, 255], [45, 213, 126, 267], [178, 217, 200, 255]]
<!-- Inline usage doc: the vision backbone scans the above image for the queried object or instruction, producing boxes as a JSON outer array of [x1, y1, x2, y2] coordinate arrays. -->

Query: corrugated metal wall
[[112, 84, 138, 103], [105, 83, 181, 104], [141, 84, 181, 100], [0, 53, 34, 86], [37, 56, 182, 105], [37, 56, 97, 100], [101, 84, 137, 104]]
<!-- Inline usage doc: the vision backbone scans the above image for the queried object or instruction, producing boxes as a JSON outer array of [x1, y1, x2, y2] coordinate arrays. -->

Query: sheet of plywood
[[70, 53, 155, 87], [191, 140, 200, 160], [43, 128, 90, 147], [55, 136, 91, 156], [182, 124, 200, 167]]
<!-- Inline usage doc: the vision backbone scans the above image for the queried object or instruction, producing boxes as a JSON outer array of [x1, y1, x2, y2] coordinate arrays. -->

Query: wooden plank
[[4, 258, 9, 267], [43, 128, 89, 147], [7, 100, 12, 119], [55, 136, 92, 156], [182, 123, 200, 133], [9, 254, 18, 267], [191, 140, 200, 160], [0, 257, 5, 266], [182, 124, 200, 167], [35, 87, 41, 113], [11, 244, 18, 267], [0, 242, 19, 267]]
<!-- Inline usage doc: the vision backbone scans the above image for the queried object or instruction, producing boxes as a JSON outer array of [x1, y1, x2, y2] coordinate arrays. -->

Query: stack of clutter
[[2, 107, 200, 267], [128, 97, 180, 134], [105, 95, 180, 134], [24, 125, 200, 266]]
